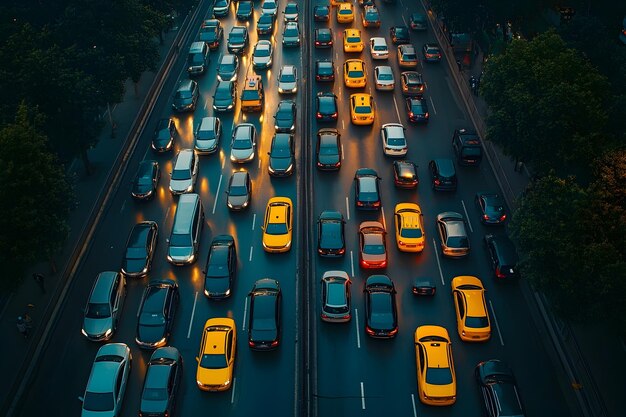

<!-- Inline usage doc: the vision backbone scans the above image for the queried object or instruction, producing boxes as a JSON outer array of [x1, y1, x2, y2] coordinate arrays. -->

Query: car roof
[[90, 272, 118, 304], [433, 158, 455, 175], [174, 149, 194, 169], [268, 201, 289, 223], [344, 28, 360, 36], [345, 59, 365, 70]]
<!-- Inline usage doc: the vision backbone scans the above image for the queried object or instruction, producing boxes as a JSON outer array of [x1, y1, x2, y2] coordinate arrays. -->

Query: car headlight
[[223, 379, 231, 387], [104, 328, 113, 338]]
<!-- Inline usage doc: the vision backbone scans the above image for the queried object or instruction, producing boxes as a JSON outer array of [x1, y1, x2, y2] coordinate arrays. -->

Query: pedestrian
[[17, 316, 28, 338], [33, 273, 46, 294]]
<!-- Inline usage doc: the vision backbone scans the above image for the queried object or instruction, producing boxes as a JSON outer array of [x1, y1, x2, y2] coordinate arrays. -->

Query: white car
[[374, 66, 395, 91], [252, 40, 273, 69], [230, 123, 257, 163], [169, 149, 198, 194], [369, 37, 389, 59], [381, 123, 408, 157], [261, 0, 278, 16], [283, 2, 298, 22], [278, 65, 298, 94]]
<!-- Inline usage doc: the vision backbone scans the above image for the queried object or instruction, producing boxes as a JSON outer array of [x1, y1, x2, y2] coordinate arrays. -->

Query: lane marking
[[350, 250, 355, 278], [249, 246, 254, 262], [433, 238, 445, 285], [393, 95, 402, 123], [360, 382, 366, 409], [212, 174, 223, 214], [252, 213, 256, 230], [120, 200, 126, 213], [461, 199, 474, 233], [429, 96, 437, 115], [341, 144, 345, 160], [342, 119, 345, 130], [242, 296, 248, 331], [402, 16, 408, 27], [187, 291, 199, 338], [411, 394, 418, 417], [204, 97, 208, 110], [381, 206, 386, 230], [164, 206, 171, 224], [345, 196, 350, 220], [258, 156, 261, 168], [355, 308, 361, 348], [231, 377, 236, 404], [489, 300, 505, 346]]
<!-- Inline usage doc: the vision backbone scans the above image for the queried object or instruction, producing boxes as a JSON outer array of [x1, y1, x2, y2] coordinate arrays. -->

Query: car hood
[[231, 148, 254, 160], [219, 69, 237, 80], [200, 32, 218, 42], [137, 322, 166, 344], [173, 97, 193, 107], [196, 138, 218, 150], [132, 183, 153, 195], [82, 409, 116, 417], [122, 258, 147, 274], [152, 136, 171, 148], [280, 81, 297, 90], [170, 178, 193, 192], [197, 366, 230, 386], [254, 56, 271, 65], [168, 246, 194, 261], [83, 317, 112, 338], [276, 118, 294, 129], [250, 328, 278, 343], [205, 275, 230, 295], [214, 96, 233, 107], [318, 153, 339, 165], [270, 156, 292, 171], [228, 194, 249, 207]]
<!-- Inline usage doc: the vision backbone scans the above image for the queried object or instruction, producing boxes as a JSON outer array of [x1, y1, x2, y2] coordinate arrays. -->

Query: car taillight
[[419, 86, 424, 91], [398, 240, 405, 246], [372, 200, 380, 207], [317, 112, 322, 119], [366, 327, 375, 335], [388, 328, 398, 336], [408, 112, 414, 117], [500, 214, 507, 221], [270, 340, 279, 347], [357, 200, 364, 206], [331, 112, 338, 118], [315, 41, 320, 46], [424, 112, 429, 118], [434, 179, 441, 185], [483, 214, 489, 220], [342, 314, 350, 319], [495, 267, 506, 279], [321, 313, 329, 319], [249, 341, 255, 347]]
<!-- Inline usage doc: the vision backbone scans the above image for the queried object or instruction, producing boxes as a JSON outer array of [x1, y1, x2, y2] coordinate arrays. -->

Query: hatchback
[[274, 100, 296, 132], [315, 60, 335, 82], [169, 149, 198, 195], [429, 158, 457, 191], [359, 221, 387, 269], [256, 12, 276, 35], [121, 221, 158, 277], [268, 133, 295, 177], [139, 347, 183, 417], [354, 168, 381, 210], [406, 97, 429, 123], [436, 212, 470, 257], [283, 2, 299, 21], [230, 123, 257, 163], [252, 40, 273, 69], [475, 360, 526, 417], [194, 116, 221, 154], [212, 79, 237, 112], [227, 26, 248, 54], [248, 278, 282, 350], [370, 37, 389, 60], [374, 66, 395, 90], [316, 92, 338, 121], [235, 1, 253, 20], [282, 22, 301, 47], [203, 235, 237, 299], [476, 192, 507, 224], [318, 210, 346, 256], [315, 28, 333, 48], [401, 71, 425, 96], [152, 118, 176, 152], [398, 44, 419, 68], [423, 43, 442, 62], [364, 275, 398, 338], [172, 80, 199, 112], [131, 160, 160, 200], [213, 0, 230, 17], [226, 171, 251, 211], [390, 26, 410, 44], [381, 123, 408, 156], [393, 160, 418, 189], [484, 234, 519, 279], [316, 128, 342, 170], [321, 271, 352, 322], [136, 279, 179, 349], [217, 54, 239, 82], [278, 65, 298, 93]]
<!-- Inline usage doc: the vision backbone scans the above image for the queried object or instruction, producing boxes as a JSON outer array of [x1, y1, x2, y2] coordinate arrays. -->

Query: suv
[[484, 234, 519, 279], [172, 80, 199, 112], [429, 158, 457, 191], [401, 71, 425, 96], [240, 75, 264, 112], [452, 128, 482, 166], [436, 212, 470, 257]]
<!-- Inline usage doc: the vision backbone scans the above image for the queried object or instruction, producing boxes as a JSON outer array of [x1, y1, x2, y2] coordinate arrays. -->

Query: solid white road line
[[381, 206, 387, 230], [393, 95, 402, 123], [350, 250, 355, 278], [242, 296, 248, 331], [429, 96, 437, 115], [402, 15, 408, 27], [411, 394, 418, 417], [187, 291, 199, 338], [433, 239, 445, 285], [252, 213, 256, 230], [360, 382, 366, 409], [164, 207, 171, 224], [355, 308, 361, 349], [489, 300, 505, 346], [212, 174, 223, 214], [461, 199, 474, 232], [345, 196, 350, 220], [249, 246, 253, 262], [231, 377, 237, 404]]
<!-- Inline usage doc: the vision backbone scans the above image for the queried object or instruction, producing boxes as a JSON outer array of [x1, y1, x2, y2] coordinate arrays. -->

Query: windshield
[[83, 391, 114, 412], [200, 353, 227, 369], [256, 48, 270, 57], [85, 302, 111, 318], [347, 36, 360, 43], [169, 233, 191, 247], [171, 168, 190, 180], [175, 90, 191, 99], [233, 138, 252, 149], [142, 388, 167, 401], [466, 316, 489, 328], [285, 28, 298, 36], [229, 185, 247, 196], [355, 106, 371, 114], [387, 137, 405, 145], [401, 227, 422, 238], [266, 222, 288, 235], [348, 70, 364, 78], [281, 73, 296, 83], [378, 73, 393, 81]]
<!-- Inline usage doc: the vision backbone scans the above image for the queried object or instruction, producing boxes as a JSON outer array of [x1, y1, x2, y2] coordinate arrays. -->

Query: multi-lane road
[[17, 0, 575, 416]]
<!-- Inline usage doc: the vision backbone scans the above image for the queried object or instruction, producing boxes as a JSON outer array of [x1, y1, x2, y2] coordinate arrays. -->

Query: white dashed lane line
[[249, 246, 253, 262], [187, 291, 199, 338], [345, 196, 350, 220], [489, 300, 505, 346], [461, 199, 474, 232], [429, 96, 437, 115], [242, 296, 248, 331], [393, 95, 402, 123], [212, 174, 223, 214], [360, 382, 366, 409], [350, 250, 355, 278], [411, 394, 418, 417], [252, 213, 256, 230], [355, 308, 361, 349], [433, 239, 445, 285]]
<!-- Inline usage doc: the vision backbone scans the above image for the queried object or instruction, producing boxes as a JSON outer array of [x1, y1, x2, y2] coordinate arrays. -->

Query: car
[[410, 13, 428, 31], [274, 100, 296, 132], [412, 278, 436, 296], [429, 158, 457, 191], [252, 40, 273, 69], [196, 318, 236, 391], [406, 97, 429, 123], [359, 221, 387, 269], [354, 168, 381, 210], [320, 271, 352, 322], [235, 0, 253, 20], [390, 26, 410, 44], [315, 28, 333, 48], [331, 0, 350, 5], [199, 19, 223, 49], [261, 0, 278, 16], [401, 71, 425, 96], [361, 5, 381, 28], [131, 160, 160, 200], [397, 44, 419, 68], [227, 26, 248, 54], [316, 128, 342, 170], [203, 235, 237, 299], [248, 278, 282, 350], [369, 37, 389, 60], [452, 128, 483, 166], [212, 79, 237, 112], [316, 92, 338, 121], [451, 276, 491, 342], [381, 123, 407, 156], [217, 54, 239, 82], [318, 210, 346, 256], [394, 203, 425, 252], [139, 347, 183, 417], [256, 13, 276, 35], [314, 5, 330, 21], [82, 272, 126, 341], [80, 343, 131, 417], [423, 43, 442, 62], [226, 170, 251, 211], [344, 59, 367, 88], [195, 116, 221, 154], [278, 65, 298, 93], [315, 59, 335, 82], [282, 22, 301, 47], [230, 123, 257, 163], [121, 221, 158, 277], [475, 360, 525, 417], [484, 234, 519, 279], [372, 66, 395, 92], [343, 28, 364, 53], [151, 118, 176, 153], [187, 40, 208, 75], [476, 192, 507, 225], [336, 2, 354, 23], [240, 75, 265, 112], [268, 133, 295, 177], [169, 149, 198, 195], [358, 0, 375, 6], [364, 275, 398, 338], [262, 197, 293, 253], [436, 211, 470, 257], [283, 2, 298, 21], [135, 279, 179, 349], [350, 93, 375, 126], [393, 160, 418, 189], [172, 79, 199, 112], [414, 326, 457, 406], [213, 0, 230, 17]]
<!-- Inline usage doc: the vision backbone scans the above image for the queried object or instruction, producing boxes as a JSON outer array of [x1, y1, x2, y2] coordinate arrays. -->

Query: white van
[[167, 193, 204, 265]]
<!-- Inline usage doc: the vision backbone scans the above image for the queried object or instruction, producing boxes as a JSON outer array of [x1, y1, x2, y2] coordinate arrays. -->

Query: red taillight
[[321, 313, 329, 319], [483, 214, 489, 220], [357, 200, 364, 206], [388, 328, 398, 336], [398, 240, 405, 246], [315, 41, 320, 45], [337, 248, 345, 254], [249, 341, 255, 347], [342, 314, 350, 319], [372, 200, 380, 207], [366, 327, 375, 335], [495, 267, 506, 279], [424, 112, 429, 118], [419, 86, 424, 91], [316, 112, 322, 119], [500, 214, 507, 221], [331, 112, 338, 118], [408, 112, 414, 117], [270, 340, 279, 347], [434, 179, 441, 185]]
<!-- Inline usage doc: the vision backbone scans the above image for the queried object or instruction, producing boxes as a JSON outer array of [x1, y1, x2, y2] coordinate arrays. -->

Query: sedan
[[401, 71, 425, 96], [261, 0, 278, 16], [370, 37, 389, 60], [199, 19, 223, 49], [423, 42, 442, 62], [361, 5, 381, 28], [262, 197, 293, 253], [398, 44, 419, 68], [283, 2, 298, 21], [248, 278, 282, 350], [414, 326, 457, 405], [136, 279, 179, 349], [278, 65, 298, 93], [315, 28, 333, 48], [226, 170, 251, 211], [256, 13, 276, 35], [381, 123, 407, 156], [359, 221, 387, 269], [390, 25, 410, 44], [274, 100, 296, 132], [203, 235, 237, 299], [451, 275, 491, 342], [476, 192, 507, 224], [318, 210, 346, 257], [374, 66, 395, 90], [227, 26, 248, 54], [316, 128, 342, 170], [316, 92, 338, 121], [406, 97, 429, 123], [252, 40, 273, 69], [217, 54, 239, 82], [410, 13, 428, 31], [315, 59, 335, 82], [213, 0, 230, 17], [393, 160, 418, 189], [212, 79, 237, 112], [484, 233, 519, 279], [169, 149, 198, 194], [121, 221, 158, 277], [268, 133, 295, 177], [321, 271, 352, 323], [282, 22, 300, 47], [230, 123, 257, 163], [394, 203, 425, 252], [336, 2, 354, 23], [314, 5, 330, 21], [235, 0, 253, 20], [131, 160, 160, 200], [139, 347, 183, 417], [475, 360, 525, 417], [364, 275, 398, 338], [436, 211, 470, 257], [354, 168, 381, 210], [151, 118, 176, 152], [196, 318, 236, 391]]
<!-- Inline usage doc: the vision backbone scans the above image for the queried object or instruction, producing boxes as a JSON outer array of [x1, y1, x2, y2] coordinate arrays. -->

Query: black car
[[314, 5, 330, 21], [484, 234, 519, 279], [429, 158, 457, 191], [406, 97, 429, 123], [227, 26, 248, 54], [316, 92, 338, 121], [226, 171, 251, 211], [236, 0, 253, 20], [318, 211, 346, 257], [358, 0, 375, 6], [152, 119, 176, 153], [248, 278, 282, 350], [315, 28, 333, 48], [274, 100, 296, 132], [476, 192, 506, 225], [452, 128, 483, 166], [364, 275, 398, 338], [132, 160, 160, 200], [354, 168, 381, 210], [212, 0, 230, 17], [412, 278, 436, 296], [199, 19, 223, 49], [400, 71, 425, 97], [172, 79, 199, 112], [203, 235, 237, 299], [410, 13, 427, 31], [212, 79, 237, 112], [475, 360, 525, 417], [392, 160, 418, 189], [316, 128, 342, 170], [257, 13, 276, 36], [136, 280, 179, 349], [390, 26, 410, 44], [422, 43, 442, 62], [315, 60, 335, 82], [268, 133, 295, 177], [122, 221, 158, 278], [139, 347, 183, 416]]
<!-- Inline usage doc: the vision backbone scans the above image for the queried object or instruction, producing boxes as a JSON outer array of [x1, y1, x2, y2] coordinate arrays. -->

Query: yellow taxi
[[240, 75, 264, 112], [196, 318, 236, 391], [331, 0, 350, 6], [414, 325, 457, 406], [343, 59, 367, 88], [451, 276, 491, 342], [262, 197, 293, 253], [343, 29, 364, 53], [336, 3, 354, 23], [350, 94, 375, 125], [394, 203, 425, 252]]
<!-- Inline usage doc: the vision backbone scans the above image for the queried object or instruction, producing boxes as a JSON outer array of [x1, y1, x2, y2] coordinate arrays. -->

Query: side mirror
[[78, 396, 84, 403], [166, 238, 170, 243]]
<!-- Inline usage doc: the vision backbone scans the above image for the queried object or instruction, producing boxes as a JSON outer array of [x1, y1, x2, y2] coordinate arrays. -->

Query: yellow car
[[262, 197, 293, 253], [331, 0, 349, 6], [196, 318, 237, 391], [350, 94, 375, 125], [343, 29, 364, 53], [451, 276, 491, 342], [414, 325, 457, 406], [394, 203, 425, 252], [336, 3, 354, 23], [343, 59, 366, 88]]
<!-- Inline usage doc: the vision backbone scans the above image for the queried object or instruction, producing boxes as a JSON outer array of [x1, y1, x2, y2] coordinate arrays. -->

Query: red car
[[359, 221, 387, 269]]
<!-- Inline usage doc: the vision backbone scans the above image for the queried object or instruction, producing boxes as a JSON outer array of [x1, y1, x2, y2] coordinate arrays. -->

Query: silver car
[[195, 116, 221, 154], [369, 37, 389, 60], [82, 272, 126, 341], [80, 343, 131, 417], [278, 65, 298, 94], [252, 40, 273, 69], [230, 123, 257, 163], [321, 271, 352, 323], [217, 54, 239, 82], [436, 211, 470, 257], [261, 0, 278, 16], [169, 149, 199, 194], [381, 123, 407, 156], [282, 22, 300, 47], [374, 66, 395, 91]]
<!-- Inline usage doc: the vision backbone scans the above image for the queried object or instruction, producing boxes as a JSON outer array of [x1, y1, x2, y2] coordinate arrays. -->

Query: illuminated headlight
[[81, 328, 88, 337], [224, 288, 231, 297], [104, 328, 113, 339], [227, 103, 234, 110], [185, 184, 194, 192], [223, 380, 231, 387], [155, 337, 167, 347], [241, 200, 249, 208], [286, 164, 293, 173], [268, 164, 276, 173], [278, 87, 284, 93]]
